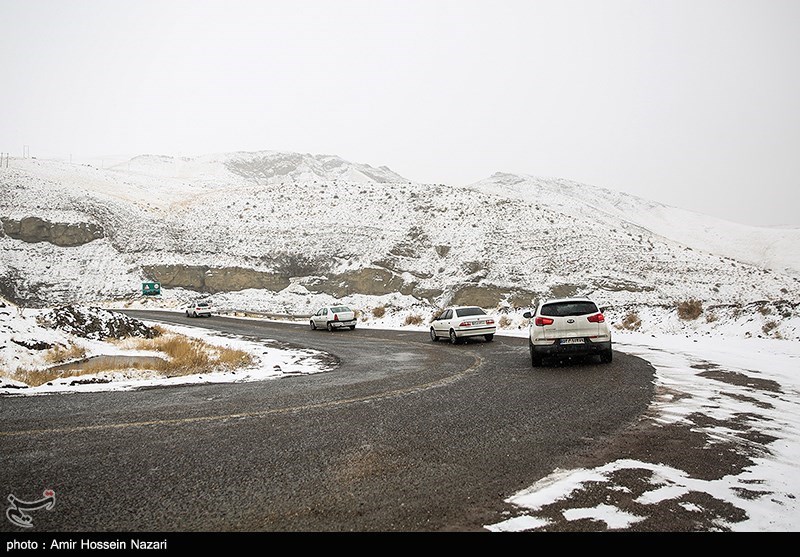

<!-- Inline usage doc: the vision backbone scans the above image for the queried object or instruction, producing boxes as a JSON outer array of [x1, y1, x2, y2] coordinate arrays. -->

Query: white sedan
[[429, 306, 496, 344], [310, 305, 357, 331]]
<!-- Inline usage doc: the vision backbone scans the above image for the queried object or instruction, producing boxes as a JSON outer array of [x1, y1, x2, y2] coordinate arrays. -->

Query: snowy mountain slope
[[113, 151, 408, 187], [465, 173, 800, 276], [1, 154, 798, 336]]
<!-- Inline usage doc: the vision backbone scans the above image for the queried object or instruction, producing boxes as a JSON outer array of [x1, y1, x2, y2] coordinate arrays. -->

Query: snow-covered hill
[[465, 172, 800, 277], [1, 152, 798, 339]]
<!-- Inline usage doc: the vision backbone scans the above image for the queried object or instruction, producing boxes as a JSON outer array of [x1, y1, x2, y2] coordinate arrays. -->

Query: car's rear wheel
[[310, 320, 316, 330], [192, 311, 197, 318], [530, 345, 542, 367], [449, 329, 459, 345], [349, 325, 356, 330], [485, 334, 494, 342], [327, 322, 334, 332], [600, 349, 613, 364], [430, 328, 438, 342]]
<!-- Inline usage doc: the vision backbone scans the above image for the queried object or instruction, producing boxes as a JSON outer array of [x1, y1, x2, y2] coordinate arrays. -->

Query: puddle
[[48, 354, 167, 373]]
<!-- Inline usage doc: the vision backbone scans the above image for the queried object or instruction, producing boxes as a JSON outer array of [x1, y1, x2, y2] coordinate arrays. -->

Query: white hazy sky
[[1, 0, 799, 226]]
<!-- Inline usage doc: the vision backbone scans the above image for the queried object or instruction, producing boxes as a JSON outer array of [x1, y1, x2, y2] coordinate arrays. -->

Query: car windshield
[[455, 307, 486, 317], [540, 301, 598, 317], [330, 306, 351, 313]]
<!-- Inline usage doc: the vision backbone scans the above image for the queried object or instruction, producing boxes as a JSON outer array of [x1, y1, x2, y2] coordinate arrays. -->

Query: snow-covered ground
[[486, 330, 800, 532]]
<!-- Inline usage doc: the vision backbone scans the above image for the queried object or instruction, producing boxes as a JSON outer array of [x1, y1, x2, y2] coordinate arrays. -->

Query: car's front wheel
[[310, 320, 316, 330], [430, 328, 438, 342], [449, 329, 459, 345]]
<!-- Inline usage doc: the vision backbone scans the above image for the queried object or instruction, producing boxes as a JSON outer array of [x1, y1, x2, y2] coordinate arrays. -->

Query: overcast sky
[[2, 0, 799, 226]]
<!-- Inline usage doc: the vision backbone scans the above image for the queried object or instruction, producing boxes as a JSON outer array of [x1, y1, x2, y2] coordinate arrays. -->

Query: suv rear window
[[540, 301, 598, 317], [330, 306, 351, 313]]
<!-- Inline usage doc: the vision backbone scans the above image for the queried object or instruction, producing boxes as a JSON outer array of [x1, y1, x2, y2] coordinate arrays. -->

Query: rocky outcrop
[[142, 264, 290, 294], [1, 217, 104, 247], [307, 267, 406, 298], [449, 285, 541, 309], [305, 267, 443, 302], [40, 306, 159, 340]]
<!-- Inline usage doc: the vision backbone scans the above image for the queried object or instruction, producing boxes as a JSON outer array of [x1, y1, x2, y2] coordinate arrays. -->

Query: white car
[[310, 305, 357, 331], [429, 306, 496, 344], [523, 297, 612, 366], [185, 301, 213, 318]]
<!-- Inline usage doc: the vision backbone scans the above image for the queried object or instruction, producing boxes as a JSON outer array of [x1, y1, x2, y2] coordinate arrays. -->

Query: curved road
[[0, 311, 655, 532]]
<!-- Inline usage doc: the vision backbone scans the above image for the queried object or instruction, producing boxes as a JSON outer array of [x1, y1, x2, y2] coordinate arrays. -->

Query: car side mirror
[[523, 311, 532, 319]]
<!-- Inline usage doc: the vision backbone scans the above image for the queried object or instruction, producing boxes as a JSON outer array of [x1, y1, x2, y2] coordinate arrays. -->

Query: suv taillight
[[334, 313, 339, 321], [535, 316, 554, 326], [587, 313, 605, 323]]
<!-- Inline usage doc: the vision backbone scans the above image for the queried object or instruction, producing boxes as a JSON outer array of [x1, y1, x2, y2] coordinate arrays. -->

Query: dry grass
[[44, 343, 87, 364], [10, 367, 83, 388], [7, 332, 254, 387], [403, 314, 424, 326], [677, 299, 703, 320], [498, 315, 512, 329], [141, 333, 253, 376]]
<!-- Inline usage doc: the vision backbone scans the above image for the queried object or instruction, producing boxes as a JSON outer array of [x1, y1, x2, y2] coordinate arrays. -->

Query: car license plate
[[560, 338, 584, 345]]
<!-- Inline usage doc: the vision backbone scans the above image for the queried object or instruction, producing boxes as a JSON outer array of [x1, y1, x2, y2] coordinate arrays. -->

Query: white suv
[[523, 297, 612, 366]]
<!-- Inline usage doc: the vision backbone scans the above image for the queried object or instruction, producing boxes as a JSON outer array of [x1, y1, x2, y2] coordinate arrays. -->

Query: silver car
[[523, 297, 612, 366]]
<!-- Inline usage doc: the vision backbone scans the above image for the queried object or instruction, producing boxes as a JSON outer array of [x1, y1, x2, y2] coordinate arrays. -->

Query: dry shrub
[[620, 312, 642, 331], [762, 320, 778, 335], [677, 299, 703, 320], [403, 314, 424, 326], [498, 315, 512, 329], [372, 305, 386, 318]]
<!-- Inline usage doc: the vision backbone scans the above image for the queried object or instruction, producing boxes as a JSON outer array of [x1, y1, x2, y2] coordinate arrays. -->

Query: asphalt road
[[0, 311, 655, 532]]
